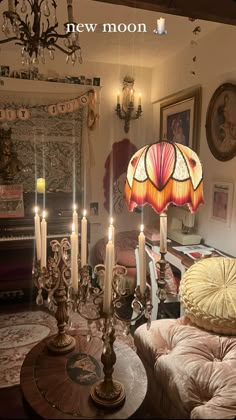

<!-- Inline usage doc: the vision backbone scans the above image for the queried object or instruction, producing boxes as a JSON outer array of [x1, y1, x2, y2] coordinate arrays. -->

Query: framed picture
[[210, 180, 234, 226], [160, 87, 201, 152], [206, 83, 236, 161], [93, 77, 100, 87], [1, 65, 10, 77], [90, 201, 99, 216]]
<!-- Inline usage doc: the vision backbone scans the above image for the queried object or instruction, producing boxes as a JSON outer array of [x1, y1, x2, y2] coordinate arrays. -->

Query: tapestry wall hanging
[[0, 94, 83, 193]]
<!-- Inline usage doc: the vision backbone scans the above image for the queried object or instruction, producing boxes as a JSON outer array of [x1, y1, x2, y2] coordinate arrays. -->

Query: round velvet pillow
[[180, 257, 236, 335]]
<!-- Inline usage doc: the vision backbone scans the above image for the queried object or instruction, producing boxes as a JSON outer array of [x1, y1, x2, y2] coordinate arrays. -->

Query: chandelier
[[0, 0, 82, 65]]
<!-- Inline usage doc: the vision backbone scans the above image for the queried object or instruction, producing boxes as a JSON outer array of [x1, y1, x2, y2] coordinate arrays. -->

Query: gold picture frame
[[206, 83, 236, 161], [160, 87, 202, 153]]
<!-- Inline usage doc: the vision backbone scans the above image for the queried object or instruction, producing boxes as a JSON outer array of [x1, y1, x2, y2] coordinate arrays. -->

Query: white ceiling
[[0, 0, 221, 68]]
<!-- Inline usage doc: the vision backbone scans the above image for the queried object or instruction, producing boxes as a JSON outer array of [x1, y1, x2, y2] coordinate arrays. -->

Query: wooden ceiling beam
[[93, 0, 236, 26]]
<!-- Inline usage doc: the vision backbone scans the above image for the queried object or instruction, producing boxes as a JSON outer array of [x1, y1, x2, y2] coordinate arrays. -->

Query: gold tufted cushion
[[180, 257, 236, 335]]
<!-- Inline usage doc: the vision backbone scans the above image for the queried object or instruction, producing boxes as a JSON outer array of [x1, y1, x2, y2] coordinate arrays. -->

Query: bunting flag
[[0, 89, 97, 129]]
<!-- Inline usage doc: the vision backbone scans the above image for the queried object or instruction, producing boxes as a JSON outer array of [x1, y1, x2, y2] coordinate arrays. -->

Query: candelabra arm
[[90, 316, 125, 408]]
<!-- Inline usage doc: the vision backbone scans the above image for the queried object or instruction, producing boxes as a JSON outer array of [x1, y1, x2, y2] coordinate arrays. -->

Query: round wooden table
[[20, 335, 147, 419]]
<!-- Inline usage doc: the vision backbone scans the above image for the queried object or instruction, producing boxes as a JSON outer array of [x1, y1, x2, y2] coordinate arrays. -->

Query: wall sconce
[[116, 76, 142, 133]]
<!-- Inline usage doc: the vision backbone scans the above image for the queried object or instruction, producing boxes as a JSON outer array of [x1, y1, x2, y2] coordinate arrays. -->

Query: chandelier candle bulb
[[138, 224, 146, 295], [40, 211, 47, 269], [67, 0, 73, 22], [8, 0, 14, 12], [34, 207, 41, 262], [160, 212, 167, 253], [73, 205, 78, 235], [70, 224, 78, 292], [157, 17, 165, 34], [81, 210, 87, 267], [103, 227, 114, 314], [138, 93, 142, 106]]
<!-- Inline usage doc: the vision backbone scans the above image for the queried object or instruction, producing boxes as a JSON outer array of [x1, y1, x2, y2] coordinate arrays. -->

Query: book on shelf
[[172, 244, 227, 260]]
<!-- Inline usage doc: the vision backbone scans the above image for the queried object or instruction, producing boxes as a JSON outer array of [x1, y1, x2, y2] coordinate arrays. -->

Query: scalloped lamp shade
[[125, 141, 204, 214]]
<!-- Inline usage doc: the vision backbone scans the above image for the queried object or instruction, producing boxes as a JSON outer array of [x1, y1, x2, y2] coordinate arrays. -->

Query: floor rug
[[0, 309, 135, 389]]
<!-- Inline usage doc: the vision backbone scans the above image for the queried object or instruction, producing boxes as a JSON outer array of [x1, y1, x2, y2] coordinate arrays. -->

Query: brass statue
[[0, 127, 22, 183]]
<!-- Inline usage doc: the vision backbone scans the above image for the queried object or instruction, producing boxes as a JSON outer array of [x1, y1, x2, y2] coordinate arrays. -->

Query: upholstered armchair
[[134, 257, 236, 419]]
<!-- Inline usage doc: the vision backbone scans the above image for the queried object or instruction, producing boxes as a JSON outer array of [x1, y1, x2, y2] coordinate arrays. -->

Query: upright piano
[[0, 192, 87, 300]]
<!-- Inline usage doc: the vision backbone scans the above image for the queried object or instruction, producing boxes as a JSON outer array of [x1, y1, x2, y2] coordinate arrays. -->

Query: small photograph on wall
[[0, 184, 24, 218], [93, 77, 100, 87], [1, 65, 10, 77], [90, 202, 99, 216], [211, 181, 234, 226]]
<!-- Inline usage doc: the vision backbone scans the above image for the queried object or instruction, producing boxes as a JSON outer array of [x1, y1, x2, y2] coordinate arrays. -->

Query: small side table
[[20, 335, 147, 419]]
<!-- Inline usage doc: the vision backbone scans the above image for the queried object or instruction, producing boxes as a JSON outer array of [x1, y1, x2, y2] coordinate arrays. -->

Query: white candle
[[157, 17, 165, 34], [109, 217, 115, 245], [81, 209, 87, 267], [36, 178, 45, 194], [73, 204, 78, 235], [117, 91, 120, 105], [160, 212, 167, 253], [138, 93, 142, 106], [40, 211, 47, 269], [103, 227, 114, 314], [70, 224, 78, 292], [130, 89, 134, 103], [138, 224, 146, 295], [34, 206, 41, 262]]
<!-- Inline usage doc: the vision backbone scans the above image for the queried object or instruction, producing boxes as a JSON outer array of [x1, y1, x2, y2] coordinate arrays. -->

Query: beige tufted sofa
[[134, 257, 236, 419]]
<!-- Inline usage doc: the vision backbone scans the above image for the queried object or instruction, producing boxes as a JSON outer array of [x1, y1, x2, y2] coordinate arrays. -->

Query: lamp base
[[90, 379, 126, 408]]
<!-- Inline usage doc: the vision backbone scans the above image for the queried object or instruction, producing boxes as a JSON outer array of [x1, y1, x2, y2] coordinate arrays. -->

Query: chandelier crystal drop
[[0, 0, 82, 65]]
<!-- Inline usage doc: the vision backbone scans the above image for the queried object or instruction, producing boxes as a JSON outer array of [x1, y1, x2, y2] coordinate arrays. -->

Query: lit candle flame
[[110, 217, 113, 225], [34, 206, 38, 214], [83, 209, 87, 217], [72, 223, 75, 232], [42, 210, 46, 219], [140, 224, 144, 233]]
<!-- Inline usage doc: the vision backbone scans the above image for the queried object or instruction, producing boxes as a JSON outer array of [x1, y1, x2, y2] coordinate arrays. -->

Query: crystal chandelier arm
[[52, 41, 77, 55], [0, 35, 18, 44]]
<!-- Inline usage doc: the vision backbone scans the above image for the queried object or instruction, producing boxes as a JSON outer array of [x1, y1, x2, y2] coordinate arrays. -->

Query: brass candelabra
[[68, 263, 152, 409], [33, 237, 77, 354]]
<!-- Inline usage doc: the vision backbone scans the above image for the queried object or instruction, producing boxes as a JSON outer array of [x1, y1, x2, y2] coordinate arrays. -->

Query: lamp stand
[[156, 251, 168, 319]]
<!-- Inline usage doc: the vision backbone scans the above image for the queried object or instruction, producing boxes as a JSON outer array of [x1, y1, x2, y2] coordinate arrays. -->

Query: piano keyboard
[[0, 233, 71, 242]]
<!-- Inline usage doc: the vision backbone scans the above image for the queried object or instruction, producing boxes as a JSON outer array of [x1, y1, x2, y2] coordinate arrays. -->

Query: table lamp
[[125, 140, 204, 317]]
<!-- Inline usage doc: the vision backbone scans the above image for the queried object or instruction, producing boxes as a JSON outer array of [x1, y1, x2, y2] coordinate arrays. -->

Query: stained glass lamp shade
[[125, 140, 204, 318], [125, 141, 204, 214]]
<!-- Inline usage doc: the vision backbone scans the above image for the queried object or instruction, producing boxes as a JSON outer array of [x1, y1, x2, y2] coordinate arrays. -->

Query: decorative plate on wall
[[206, 83, 236, 161]]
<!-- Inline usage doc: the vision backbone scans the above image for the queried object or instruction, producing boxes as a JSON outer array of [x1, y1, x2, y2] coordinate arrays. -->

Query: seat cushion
[[180, 257, 236, 335], [134, 317, 236, 419]]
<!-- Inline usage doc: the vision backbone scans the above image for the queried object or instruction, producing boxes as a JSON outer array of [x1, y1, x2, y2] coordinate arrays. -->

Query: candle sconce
[[33, 237, 77, 354], [116, 76, 142, 133], [67, 263, 152, 409]]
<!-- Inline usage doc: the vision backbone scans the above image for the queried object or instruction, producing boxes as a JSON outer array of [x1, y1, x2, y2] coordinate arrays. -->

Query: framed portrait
[[210, 181, 234, 226], [160, 87, 201, 153], [206, 83, 236, 161]]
